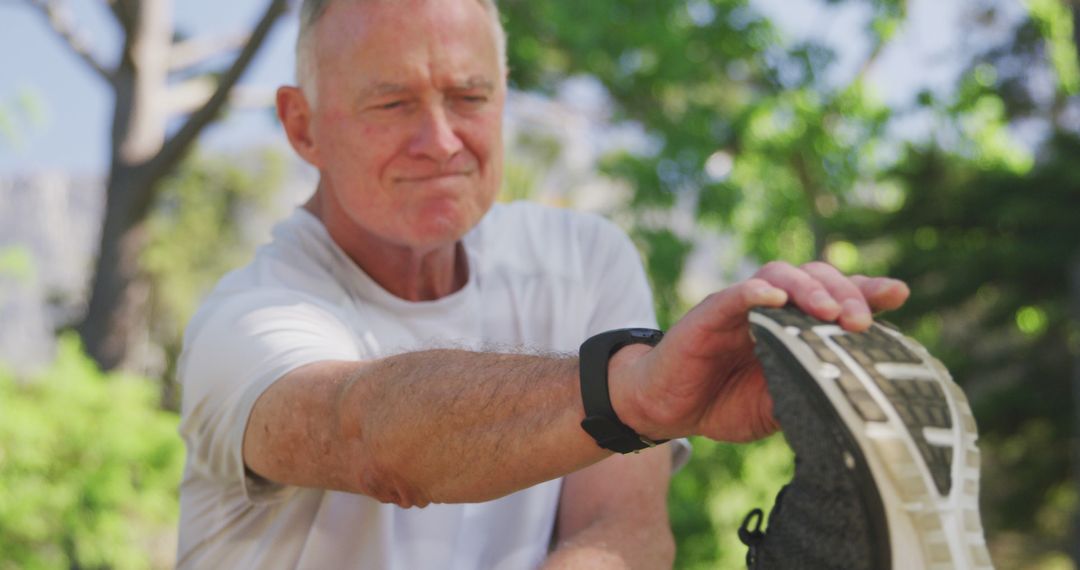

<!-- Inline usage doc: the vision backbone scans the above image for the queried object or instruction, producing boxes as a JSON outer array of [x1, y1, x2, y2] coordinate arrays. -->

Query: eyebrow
[[356, 76, 496, 101], [449, 77, 495, 92]]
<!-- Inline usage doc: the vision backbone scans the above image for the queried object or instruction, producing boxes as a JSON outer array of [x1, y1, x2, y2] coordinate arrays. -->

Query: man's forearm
[[344, 350, 608, 505], [245, 350, 614, 506]]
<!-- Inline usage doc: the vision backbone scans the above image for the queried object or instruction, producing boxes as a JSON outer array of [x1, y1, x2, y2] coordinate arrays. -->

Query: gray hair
[[295, 0, 507, 101]]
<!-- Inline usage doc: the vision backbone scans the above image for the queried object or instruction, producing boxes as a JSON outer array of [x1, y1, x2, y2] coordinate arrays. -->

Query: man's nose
[[408, 105, 464, 164]]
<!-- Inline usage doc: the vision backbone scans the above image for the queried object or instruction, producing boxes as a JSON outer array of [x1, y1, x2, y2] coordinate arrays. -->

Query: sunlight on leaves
[[1027, 0, 1080, 95], [825, 240, 860, 273], [1015, 305, 1049, 336]]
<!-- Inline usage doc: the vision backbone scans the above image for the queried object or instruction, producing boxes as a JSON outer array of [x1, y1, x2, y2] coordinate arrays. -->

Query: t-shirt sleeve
[[177, 290, 361, 504], [578, 215, 692, 471]]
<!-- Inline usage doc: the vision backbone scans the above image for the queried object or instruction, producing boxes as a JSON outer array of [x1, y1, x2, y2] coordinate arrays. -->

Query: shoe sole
[[749, 306, 993, 569]]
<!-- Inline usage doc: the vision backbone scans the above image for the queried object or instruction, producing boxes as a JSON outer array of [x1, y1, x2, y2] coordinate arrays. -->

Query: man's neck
[[304, 193, 469, 302]]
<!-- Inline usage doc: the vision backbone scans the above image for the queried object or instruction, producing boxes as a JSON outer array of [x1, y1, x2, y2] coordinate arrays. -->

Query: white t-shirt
[[176, 202, 687, 569]]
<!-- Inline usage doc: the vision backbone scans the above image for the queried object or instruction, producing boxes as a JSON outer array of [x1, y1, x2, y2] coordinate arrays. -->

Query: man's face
[[306, 0, 505, 252]]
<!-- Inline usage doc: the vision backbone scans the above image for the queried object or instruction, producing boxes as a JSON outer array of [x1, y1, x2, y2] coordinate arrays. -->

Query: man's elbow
[[357, 465, 433, 508]]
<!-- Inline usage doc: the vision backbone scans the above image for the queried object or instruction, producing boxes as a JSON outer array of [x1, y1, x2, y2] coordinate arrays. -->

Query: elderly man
[[176, 0, 989, 568]]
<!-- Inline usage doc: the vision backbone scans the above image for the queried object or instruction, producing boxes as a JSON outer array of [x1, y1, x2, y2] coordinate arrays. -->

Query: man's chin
[[409, 221, 473, 250], [411, 203, 489, 244]]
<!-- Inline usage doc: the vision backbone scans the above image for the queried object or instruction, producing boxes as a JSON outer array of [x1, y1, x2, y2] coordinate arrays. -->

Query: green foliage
[[1027, 0, 1080, 96], [835, 132, 1080, 563], [634, 228, 695, 329], [502, 0, 787, 290], [0, 335, 184, 569], [0, 86, 47, 150], [719, 82, 891, 262], [502, 0, 896, 312], [0, 246, 36, 285]]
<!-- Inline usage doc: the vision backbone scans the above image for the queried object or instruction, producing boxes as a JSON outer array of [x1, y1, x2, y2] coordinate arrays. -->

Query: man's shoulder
[[213, 208, 347, 297], [183, 210, 351, 340]]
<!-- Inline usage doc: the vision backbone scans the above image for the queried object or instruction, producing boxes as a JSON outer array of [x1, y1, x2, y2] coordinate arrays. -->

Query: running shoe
[[738, 305, 993, 569]]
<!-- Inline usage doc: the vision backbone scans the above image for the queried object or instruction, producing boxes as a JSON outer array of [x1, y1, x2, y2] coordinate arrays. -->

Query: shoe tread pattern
[[752, 306, 953, 496]]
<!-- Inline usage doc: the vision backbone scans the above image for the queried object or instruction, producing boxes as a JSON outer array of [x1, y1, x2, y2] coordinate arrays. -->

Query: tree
[[23, 0, 289, 371], [500, 0, 902, 324]]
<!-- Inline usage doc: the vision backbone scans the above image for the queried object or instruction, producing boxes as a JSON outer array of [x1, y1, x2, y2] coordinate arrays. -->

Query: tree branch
[[854, 0, 908, 84], [228, 85, 278, 110], [28, 0, 114, 81], [169, 32, 251, 72], [164, 76, 216, 115], [165, 76, 276, 115], [150, 0, 288, 178], [104, 0, 135, 34]]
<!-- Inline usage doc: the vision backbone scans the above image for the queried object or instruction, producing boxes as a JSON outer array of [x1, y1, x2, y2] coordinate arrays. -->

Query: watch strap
[[579, 328, 667, 453]]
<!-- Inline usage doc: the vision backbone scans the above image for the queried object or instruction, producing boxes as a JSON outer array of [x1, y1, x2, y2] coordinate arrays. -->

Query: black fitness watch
[[578, 328, 668, 453]]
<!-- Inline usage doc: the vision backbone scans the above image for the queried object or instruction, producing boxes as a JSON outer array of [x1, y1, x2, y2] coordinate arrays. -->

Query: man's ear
[[277, 86, 321, 168]]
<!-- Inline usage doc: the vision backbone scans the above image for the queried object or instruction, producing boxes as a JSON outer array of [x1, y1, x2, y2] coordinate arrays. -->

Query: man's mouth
[[397, 171, 474, 183]]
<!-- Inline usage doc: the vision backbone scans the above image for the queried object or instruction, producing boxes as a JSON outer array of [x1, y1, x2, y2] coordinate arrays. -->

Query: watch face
[[628, 328, 664, 343]]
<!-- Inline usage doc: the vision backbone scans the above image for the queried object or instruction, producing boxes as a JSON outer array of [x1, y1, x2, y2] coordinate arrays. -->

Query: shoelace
[[738, 508, 765, 568]]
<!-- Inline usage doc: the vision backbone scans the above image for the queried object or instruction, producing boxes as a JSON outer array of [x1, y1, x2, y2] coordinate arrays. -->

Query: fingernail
[[842, 299, 871, 328], [874, 280, 894, 296], [811, 291, 839, 312], [751, 285, 786, 303]]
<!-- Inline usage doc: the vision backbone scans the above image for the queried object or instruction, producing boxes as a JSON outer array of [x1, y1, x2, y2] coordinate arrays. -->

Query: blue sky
[[0, 0, 299, 174], [0, 0, 991, 177]]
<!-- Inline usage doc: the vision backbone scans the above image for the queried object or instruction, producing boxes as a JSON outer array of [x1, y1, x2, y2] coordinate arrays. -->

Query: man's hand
[[611, 261, 909, 443]]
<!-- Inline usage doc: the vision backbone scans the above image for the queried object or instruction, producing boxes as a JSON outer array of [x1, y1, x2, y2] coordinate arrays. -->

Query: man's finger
[[689, 278, 788, 336], [800, 261, 872, 331], [754, 261, 843, 322], [850, 275, 910, 312]]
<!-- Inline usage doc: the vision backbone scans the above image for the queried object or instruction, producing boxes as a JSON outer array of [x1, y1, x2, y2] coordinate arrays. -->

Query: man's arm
[[543, 447, 674, 570], [244, 261, 910, 507], [244, 350, 612, 507]]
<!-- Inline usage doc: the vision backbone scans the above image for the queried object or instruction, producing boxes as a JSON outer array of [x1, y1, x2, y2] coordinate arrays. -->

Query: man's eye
[[378, 101, 405, 110], [459, 95, 488, 104]]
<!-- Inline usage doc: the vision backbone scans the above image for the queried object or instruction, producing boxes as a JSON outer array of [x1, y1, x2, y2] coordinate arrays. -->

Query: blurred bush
[[670, 435, 794, 569], [0, 334, 183, 569]]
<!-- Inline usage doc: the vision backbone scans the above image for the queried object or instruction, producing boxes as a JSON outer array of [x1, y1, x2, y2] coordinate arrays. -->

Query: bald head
[[295, 0, 507, 101]]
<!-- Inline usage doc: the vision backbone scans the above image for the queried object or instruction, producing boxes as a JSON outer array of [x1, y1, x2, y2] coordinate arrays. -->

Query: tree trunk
[[77, 169, 153, 371], [77, 0, 171, 371], [69, 0, 286, 371]]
